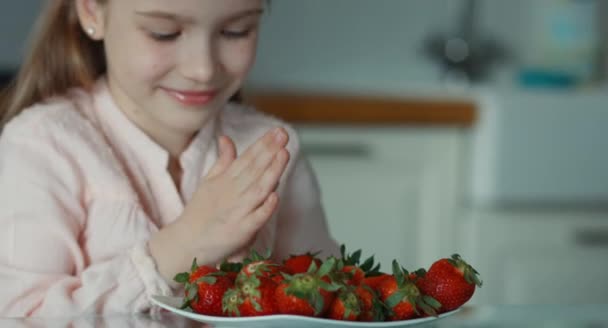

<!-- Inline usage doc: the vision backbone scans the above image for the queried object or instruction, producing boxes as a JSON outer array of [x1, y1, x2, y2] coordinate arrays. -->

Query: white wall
[[247, 0, 533, 91], [2, 0, 535, 89]]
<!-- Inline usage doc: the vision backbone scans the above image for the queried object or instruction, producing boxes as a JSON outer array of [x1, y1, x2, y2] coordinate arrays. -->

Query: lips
[[162, 87, 218, 106]]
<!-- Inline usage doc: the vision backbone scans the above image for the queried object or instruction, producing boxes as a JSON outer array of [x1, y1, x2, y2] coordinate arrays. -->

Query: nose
[[179, 39, 221, 84]]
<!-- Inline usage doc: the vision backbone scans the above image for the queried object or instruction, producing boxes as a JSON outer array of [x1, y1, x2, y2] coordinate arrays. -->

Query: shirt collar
[[91, 78, 218, 173]]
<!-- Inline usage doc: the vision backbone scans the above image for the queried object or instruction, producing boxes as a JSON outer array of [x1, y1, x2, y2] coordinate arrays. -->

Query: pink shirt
[[0, 79, 339, 317]]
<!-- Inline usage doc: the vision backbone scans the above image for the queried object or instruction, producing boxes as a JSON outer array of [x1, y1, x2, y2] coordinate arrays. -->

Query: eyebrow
[[134, 8, 265, 23]]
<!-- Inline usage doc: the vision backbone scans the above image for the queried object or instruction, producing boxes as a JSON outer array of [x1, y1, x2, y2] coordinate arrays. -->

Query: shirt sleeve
[[272, 150, 341, 261], [0, 126, 171, 317]]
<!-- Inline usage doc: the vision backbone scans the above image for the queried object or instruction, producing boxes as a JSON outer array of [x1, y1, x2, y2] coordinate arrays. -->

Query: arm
[[272, 151, 340, 261], [0, 129, 171, 317]]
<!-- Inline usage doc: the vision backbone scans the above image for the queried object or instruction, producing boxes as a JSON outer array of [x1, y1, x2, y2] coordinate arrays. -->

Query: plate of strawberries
[[151, 246, 481, 328]]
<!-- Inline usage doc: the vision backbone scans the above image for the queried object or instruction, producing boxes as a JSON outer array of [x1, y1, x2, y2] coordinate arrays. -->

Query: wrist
[[149, 221, 192, 287]]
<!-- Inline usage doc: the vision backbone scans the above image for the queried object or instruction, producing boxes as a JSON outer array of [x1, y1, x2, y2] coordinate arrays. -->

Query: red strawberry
[[337, 245, 382, 286], [326, 287, 361, 321], [275, 257, 340, 317], [174, 259, 234, 316], [239, 250, 284, 284], [219, 260, 243, 283], [362, 273, 391, 291], [223, 276, 278, 317], [408, 268, 427, 283], [355, 285, 385, 322], [342, 265, 365, 286], [283, 252, 322, 275], [416, 254, 482, 312], [377, 261, 441, 321]]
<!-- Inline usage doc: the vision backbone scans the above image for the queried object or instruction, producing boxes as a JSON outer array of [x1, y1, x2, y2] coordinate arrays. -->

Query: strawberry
[[416, 254, 482, 312], [283, 252, 322, 275], [355, 285, 386, 322], [362, 273, 391, 291], [239, 250, 284, 284], [408, 268, 427, 283], [174, 259, 234, 316], [223, 276, 278, 317], [377, 261, 441, 321], [219, 260, 243, 283], [342, 265, 365, 286], [275, 257, 341, 317], [337, 245, 382, 286], [326, 287, 361, 321]]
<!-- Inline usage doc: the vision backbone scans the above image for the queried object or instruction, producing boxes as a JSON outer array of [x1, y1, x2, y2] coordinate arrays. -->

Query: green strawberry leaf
[[307, 261, 319, 274], [359, 256, 375, 272], [422, 295, 442, 309], [318, 257, 336, 277], [220, 261, 243, 273], [179, 298, 191, 310], [187, 285, 198, 300], [312, 293, 324, 315], [418, 301, 437, 316], [196, 276, 217, 285], [344, 307, 353, 319], [385, 290, 406, 309], [392, 260, 405, 285], [251, 298, 262, 312], [349, 250, 362, 265], [173, 272, 190, 284], [319, 280, 342, 292]]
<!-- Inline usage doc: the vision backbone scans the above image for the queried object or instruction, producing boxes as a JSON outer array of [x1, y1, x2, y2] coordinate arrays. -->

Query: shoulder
[[2, 89, 105, 149], [0, 90, 122, 186], [220, 102, 301, 156]]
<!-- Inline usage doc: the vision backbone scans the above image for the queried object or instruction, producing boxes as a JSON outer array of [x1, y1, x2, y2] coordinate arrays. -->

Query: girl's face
[[79, 0, 263, 140]]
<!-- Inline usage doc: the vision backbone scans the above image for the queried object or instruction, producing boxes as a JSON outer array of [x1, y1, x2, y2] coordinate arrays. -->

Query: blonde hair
[[0, 0, 106, 126]]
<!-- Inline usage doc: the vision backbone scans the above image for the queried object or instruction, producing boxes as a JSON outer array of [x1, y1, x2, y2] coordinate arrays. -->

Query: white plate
[[151, 295, 460, 328]]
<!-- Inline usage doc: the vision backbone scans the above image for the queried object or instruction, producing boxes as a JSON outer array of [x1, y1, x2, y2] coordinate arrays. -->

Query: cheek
[[220, 40, 258, 77], [137, 45, 175, 81], [105, 29, 174, 83]]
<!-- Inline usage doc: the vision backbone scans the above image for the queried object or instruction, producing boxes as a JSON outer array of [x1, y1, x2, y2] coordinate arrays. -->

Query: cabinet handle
[[301, 143, 372, 159], [573, 229, 608, 248]]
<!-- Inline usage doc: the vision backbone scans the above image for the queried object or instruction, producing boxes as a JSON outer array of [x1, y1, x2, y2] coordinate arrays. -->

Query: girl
[[0, 0, 339, 317]]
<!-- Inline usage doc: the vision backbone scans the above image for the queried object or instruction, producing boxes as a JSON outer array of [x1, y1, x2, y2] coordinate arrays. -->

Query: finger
[[254, 149, 290, 195], [234, 138, 283, 193], [231, 149, 289, 216], [206, 136, 236, 178], [243, 193, 279, 233], [229, 127, 289, 177]]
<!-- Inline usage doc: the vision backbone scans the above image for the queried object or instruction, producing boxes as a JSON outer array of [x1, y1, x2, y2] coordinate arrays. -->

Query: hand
[[177, 127, 290, 265]]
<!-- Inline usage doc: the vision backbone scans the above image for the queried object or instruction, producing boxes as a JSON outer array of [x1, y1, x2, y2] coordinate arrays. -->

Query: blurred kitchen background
[[3, 0, 608, 305]]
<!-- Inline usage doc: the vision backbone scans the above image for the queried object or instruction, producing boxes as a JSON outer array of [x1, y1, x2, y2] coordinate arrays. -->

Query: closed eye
[[221, 28, 254, 40], [148, 31, 182, 42]]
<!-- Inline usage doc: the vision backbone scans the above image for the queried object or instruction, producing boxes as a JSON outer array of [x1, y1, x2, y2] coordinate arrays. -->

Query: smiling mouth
[[161, 87, 218, 106]]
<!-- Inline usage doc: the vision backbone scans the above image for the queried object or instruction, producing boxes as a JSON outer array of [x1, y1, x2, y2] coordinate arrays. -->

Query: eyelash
[[149, 31, 181, 41], [221, 28, 253, 39], [148, 28, 253, 42]]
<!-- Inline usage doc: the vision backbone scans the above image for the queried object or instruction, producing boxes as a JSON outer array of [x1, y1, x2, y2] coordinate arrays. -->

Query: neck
[[148, 126, 194, 159], [106, 79, 195, 159]]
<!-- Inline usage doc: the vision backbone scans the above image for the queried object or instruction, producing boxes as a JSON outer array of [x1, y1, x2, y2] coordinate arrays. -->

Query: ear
[[75, 0, 106, 40]]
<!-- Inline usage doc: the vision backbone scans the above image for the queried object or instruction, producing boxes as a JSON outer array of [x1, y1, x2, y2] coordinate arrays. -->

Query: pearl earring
[[86, 27, 95, 36]]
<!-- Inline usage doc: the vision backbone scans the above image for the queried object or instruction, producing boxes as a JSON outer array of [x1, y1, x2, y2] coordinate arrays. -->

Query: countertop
[[244, 91, 477, 126]]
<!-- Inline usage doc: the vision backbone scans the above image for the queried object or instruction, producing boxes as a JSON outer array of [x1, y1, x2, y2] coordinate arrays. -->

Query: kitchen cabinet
[[459, 209, 608, 305], [296, 126, 469, 271]]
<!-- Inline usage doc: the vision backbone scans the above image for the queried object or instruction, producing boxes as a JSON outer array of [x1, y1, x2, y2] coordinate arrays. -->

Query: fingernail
[[274, 128, 286, 143]]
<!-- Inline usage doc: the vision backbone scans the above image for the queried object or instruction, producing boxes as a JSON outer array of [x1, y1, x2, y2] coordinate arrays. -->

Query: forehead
[[108, 0, 264, 22]]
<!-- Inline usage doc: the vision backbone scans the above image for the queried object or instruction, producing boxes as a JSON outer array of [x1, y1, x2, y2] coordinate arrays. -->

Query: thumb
[[206, 135, 236, 178]]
